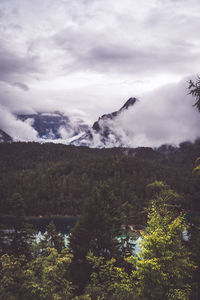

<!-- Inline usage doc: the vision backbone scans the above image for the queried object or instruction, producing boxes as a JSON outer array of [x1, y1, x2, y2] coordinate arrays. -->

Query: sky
[[0, 0, 200, 146]]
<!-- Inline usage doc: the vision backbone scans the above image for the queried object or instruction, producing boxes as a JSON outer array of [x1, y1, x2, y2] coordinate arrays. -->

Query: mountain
[[70, 97, 138, 147], [0, 129, 13, 143], [17, 112, 89, 140], [14, 97, 138, 147], [17, 112, 70, 139], [92, 97, 137, 132]]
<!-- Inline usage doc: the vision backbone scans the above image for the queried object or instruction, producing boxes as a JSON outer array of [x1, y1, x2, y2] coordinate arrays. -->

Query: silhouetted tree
[[39, 221, 65, 254], [188, 76, 200, 112], [5, 193, 35, 258], [69, 183, 122, 292]]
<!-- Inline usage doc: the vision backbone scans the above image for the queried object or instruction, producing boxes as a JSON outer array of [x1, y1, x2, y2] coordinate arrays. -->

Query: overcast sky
[[0, 0, 200, 146]]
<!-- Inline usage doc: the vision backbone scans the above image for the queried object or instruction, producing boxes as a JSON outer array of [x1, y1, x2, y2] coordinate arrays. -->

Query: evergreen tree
[[135, 183, 194, 300], [193, 157, 200, 175], [188, 76, 200, 112], [84, 254, 136, 300], [81, 184, 194, 300], [69, 183, 122, 292], [39, 221, 65, 254], [0, 248, 74, 300], [188, 158, 200, 299], [4, 193, 35, 258], [120, 201, 136, 256]]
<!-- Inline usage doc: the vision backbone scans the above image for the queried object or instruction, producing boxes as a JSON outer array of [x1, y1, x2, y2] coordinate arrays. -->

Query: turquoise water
[[26, 216, 79, 234], [35, 232, 142, 254]]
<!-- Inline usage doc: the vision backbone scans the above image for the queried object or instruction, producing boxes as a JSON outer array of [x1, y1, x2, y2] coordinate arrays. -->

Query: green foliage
[[72, 183, 195, 300], [186, 158, 200, 299], [84, 254, 136, 300], [0, 248, 74, 300], [1, 141, 200, 298], [39, 221, 65, 254], [69, 183, 121, 260], [134, 184, 194, 300], [193, 157, 200, 175], [0, 181, 197, 299], [0, 254, 28, 300], [147, 180, 168, 198], [0, 193, 35, 258], [1, 141, 200, 223], [120, 202, 137, 256], [69, 183, 123, 291]]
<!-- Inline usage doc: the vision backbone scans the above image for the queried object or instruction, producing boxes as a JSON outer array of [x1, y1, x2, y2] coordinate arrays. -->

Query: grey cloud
[[0, 44, 40, 84], [1, 0, 200, 81], [12, 82, 29, 91], [145, 2, 200, 43], [53, 21, 200, 76], [50, 0, 200, 77], [89, 44, 194, 72], [0, 105, 39, 141], [109, 79, 200, 147], [0, 0, 200, 149], [0, 77, 200, 148], [90, 46, 134, 62]]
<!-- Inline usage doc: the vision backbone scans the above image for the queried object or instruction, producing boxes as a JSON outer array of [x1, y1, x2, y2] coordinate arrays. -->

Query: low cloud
[[0, 105, 38, 141], [107, 79, 200, 147], [1, 79, 200, 148]]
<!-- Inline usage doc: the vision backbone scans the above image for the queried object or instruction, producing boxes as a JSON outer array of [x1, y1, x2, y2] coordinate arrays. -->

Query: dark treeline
[[0, 140, 200, 224]]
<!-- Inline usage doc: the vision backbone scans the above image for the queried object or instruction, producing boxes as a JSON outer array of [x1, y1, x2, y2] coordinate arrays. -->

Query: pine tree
[[4, 193, 35, 258], [69, 183, 122, 291], [135, 183, 194, 300], [0, 248, 74, 300], [39, 221, 65, 254], [188, 76, 200, 112]]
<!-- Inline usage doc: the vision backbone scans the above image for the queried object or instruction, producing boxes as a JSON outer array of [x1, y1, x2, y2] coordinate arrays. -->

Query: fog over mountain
[[0, 0, 200, 147], [0, 79, 200, 148]]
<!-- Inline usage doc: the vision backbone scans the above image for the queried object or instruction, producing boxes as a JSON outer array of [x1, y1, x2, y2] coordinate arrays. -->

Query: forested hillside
[[0, 140, 200, 221]]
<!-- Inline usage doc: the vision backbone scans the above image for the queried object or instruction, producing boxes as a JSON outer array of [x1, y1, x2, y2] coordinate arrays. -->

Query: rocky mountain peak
[[119, 97, 138, 111], [3, 97, 138, 148], [92, 97, 138, 132]]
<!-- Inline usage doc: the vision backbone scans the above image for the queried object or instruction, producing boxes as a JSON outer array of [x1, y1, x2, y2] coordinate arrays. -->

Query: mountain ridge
[[92, 97, 137, 132], [2, 97, 138, 147], [71, 97, 138, 147]]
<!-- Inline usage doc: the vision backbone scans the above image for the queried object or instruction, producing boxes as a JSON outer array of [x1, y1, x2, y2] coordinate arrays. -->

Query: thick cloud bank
[[0, 105, 38, 141], [112, 80, 200, 147], [0, 79, 200, 148]]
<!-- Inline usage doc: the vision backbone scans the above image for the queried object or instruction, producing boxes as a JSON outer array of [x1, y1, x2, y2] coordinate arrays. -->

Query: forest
[[0, 140, 200, 220], [0, 78, 200, 299]]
